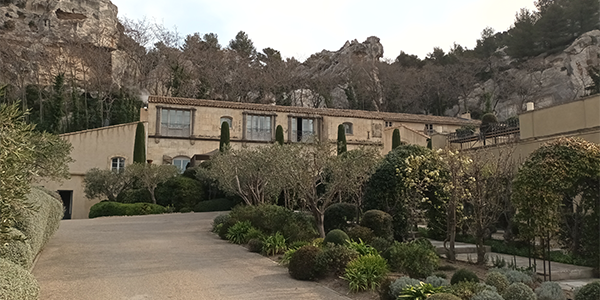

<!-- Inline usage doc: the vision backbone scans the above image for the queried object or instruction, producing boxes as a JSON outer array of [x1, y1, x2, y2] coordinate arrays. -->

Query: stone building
[[42, 95, 479, 219]]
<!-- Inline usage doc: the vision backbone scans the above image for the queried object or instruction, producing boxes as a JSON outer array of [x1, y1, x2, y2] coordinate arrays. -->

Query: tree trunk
[[313, 208, 326, 238], [150, 187, 156, 204], [476, 235, 486, 265]]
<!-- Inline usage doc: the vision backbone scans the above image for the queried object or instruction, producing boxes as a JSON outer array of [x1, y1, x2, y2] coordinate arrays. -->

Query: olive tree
[[127, 163, 179, 204], [83, 168, 134, 202]]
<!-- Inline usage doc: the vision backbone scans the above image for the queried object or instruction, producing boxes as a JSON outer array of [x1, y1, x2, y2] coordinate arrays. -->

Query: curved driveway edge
[[32, 212, 350, 300]]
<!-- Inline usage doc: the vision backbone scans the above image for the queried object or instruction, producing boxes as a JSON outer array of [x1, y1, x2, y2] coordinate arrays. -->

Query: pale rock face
[[456, 30, 600, 120], [0, 0, 120, 49]]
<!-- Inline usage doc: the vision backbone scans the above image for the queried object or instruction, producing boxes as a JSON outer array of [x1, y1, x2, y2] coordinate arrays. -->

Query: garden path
[[32, 212, 351, 300]]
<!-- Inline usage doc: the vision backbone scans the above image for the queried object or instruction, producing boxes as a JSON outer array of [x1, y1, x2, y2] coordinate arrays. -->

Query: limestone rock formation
[[457, 30, 600, 120], [292, 36, 385, 109], [0, 0, 122, 86]]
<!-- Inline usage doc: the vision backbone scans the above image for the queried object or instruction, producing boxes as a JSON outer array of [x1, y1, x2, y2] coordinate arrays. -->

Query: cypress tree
[[392, 128, 401, 149], [337, 124, 347, 155], [276, 125, 284, 145], [219, 121, 230, 152], [133, 122, 146, 163]]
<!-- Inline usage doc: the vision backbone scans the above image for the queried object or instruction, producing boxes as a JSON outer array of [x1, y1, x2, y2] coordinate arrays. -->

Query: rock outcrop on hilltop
[[293, 36, 385, 109], [456, 30, 600, 119], [0, 0, 123, 86]]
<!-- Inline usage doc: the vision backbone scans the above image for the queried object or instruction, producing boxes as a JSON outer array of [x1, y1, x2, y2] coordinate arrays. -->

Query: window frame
[[173, 156, 191, 174], [220, 116, 233, 129], [156, 106, 195, 137], [243, 112, 275, 142], [289, 115, 319, 143], [111, 157, 125, 172]]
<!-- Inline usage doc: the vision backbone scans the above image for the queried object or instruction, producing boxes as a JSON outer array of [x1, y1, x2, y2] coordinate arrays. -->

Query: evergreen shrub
[[0, 258, 39, 300], [247, 239, 263, 253], [575, 281, 600, 300], [386, 241, 439, 278], [288, 245, 323, 281], [535, 281, 566, 300], [324, 229, 349, 246], [226, 221, 253, 244], [323, 203, 356, 232], [360, 209, 393, 241], [425, 275, 449, 287], [369, 236, 392, 253], [485, 271, 509, 295], [503, 282, 536, 300], [346, 225, 374, 243], [428, 293, 461, 300], [193, 198, 235, 212], [155, 176, 203, 212], [212, 214, 230, 232], [116, 188, 152, 204], [451, 268, 480, 285], [315, 244, 359, 275], [472, 290, 504, 300], [389, 276, 421, 299], [88, 202, 166, 218]]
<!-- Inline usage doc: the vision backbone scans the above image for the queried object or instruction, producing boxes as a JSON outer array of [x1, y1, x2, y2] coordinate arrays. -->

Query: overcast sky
[[111, 0, 537, 61]]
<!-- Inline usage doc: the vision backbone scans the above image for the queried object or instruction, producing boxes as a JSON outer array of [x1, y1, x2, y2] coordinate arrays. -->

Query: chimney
[[526, 102, 535, 111]]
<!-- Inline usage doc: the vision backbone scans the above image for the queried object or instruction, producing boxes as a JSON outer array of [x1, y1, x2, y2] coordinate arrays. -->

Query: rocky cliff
[[457, 30, 600, 119]]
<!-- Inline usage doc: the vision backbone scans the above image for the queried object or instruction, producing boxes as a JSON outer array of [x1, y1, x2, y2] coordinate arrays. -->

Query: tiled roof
[[149, 96, 480, 126]]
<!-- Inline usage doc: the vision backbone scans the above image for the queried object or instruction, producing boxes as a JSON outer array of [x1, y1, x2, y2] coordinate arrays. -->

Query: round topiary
[[481, 113, 498, 126], [485, 271, 510, 295], [323, 229, 349, 246], [247, 238, 263, 253], [503, 282, 536, 300], [575, 281, 600, 300], [346, 225, 375, 243], [451, 268, 480, 285], [472, 289, 504, 300], [428, 293, 462, 300], [360, 210, 393, 241], [288, 245, 322, 281], [324, 203, 357, 232], [535, 281, 566, 300]]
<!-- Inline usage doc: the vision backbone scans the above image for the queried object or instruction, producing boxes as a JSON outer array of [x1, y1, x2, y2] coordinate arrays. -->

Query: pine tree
[[392, 128, 401, 149], [219, 121, 230, 152], [337, 124, 347, 155], [133, 122, 146, 163], [275, 125, 284, 145]]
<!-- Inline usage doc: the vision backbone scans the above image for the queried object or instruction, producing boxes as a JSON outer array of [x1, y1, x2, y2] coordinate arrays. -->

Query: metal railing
[[448, 118, 520, 145]]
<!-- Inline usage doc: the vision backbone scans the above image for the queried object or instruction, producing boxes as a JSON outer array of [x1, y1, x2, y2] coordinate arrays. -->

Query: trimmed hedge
[[324, 203, 357, 232], [0, 187, 63, 300], [193, 198, 236, 212], [155, 176, 204, 211], [0, 258, 39, 300], [88, 201, 166, 218]]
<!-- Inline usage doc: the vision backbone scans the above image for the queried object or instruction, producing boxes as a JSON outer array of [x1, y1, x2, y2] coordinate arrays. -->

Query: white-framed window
[[160, 108, 191, 137], [245, 114, 272, 141], [290, 117, 317, 143], [343, 122, 353, 135], [220, 117, 232, 128], [173, 157, 190, 173], [111, 157, 125, 172]]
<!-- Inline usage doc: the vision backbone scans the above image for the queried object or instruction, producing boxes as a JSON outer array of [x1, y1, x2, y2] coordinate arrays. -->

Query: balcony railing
[[448, 118, 520, 146]]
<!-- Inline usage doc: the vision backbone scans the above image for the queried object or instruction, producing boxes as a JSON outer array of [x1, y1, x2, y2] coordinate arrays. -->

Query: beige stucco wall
[[382, 126, 430, 154], [40, 122, 140, 219]]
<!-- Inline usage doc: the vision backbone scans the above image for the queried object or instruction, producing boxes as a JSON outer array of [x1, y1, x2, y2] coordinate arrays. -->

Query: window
[[173, 157, 190, 173], [220, 117, 232, 128], [160, 109, 191, 137], [343, 122, 353, 135], [290, 117, 317, 142], [111, 157, 125, 172], [425, 124, 434, 135], [385, 121, 393, 127], [245, 114, 272, 141]]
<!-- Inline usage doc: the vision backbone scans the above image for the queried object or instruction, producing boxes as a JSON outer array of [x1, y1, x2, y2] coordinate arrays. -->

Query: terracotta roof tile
[[149, 96, 480, 126]]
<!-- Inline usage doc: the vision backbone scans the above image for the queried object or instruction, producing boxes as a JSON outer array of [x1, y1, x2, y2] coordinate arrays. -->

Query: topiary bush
[[247, 239, 263, 253], [386, 241, 439, 278], [155, 176, 204, 211], [88, 201, 166, 218], [425, 275, 449, 287], [389, 276, 422, 299], [503, 282, 536, 300], [343, 254, 389, 292], [472, 289, 504, 300], [212, 214, 230, 232], [449, 281, 484, 300], [288, 245, 323, 281], [193, 198, 236, 212], [489, 267, 535, 285], [485, 271, 510, 295], [116, 188, 152, 203], [323, 229, 349, 246], [575, 281, 600, 300], [315, 244, 359, 276], [535, 281, 566, 300], [369, 236, 392, 253], [451, 268, 480, 285], [346, 225, 375, 243], [428, 293, 461, 300], [360, 210, 394, 241], [324, 202, 357, 232]]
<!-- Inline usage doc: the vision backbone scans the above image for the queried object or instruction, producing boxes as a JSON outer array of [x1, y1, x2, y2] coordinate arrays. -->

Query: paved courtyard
[[32, 212, 350, 300]]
